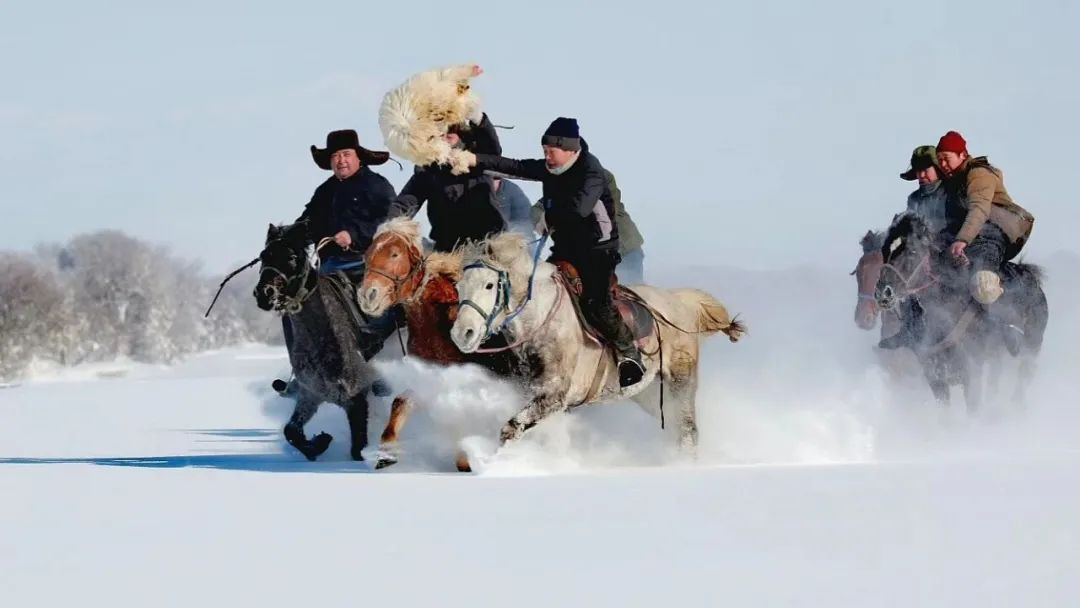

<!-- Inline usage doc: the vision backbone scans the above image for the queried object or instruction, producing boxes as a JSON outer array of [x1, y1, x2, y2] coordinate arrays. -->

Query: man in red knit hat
[[936, 131, 1034, 304]]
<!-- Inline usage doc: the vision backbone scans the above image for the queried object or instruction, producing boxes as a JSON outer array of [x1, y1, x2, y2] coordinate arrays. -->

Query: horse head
[[359, 218, 425, 316], [852, 229, 885, 330], [450, 232, 533, 354], [253, 222, 315, 313], [875, 212, 939, 312]]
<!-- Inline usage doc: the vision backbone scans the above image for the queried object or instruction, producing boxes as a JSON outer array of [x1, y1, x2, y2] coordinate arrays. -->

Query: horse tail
[[1015, 262, 1045, 285], [671, 288, 746, 343]]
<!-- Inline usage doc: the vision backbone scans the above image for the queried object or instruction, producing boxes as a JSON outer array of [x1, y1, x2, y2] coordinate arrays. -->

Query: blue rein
[[459, 233, 549, 341]]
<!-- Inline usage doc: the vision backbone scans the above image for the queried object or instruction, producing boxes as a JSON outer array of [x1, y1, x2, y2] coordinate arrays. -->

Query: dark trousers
[[965, 223, 1008, 273], [561, 249, 637, 359]]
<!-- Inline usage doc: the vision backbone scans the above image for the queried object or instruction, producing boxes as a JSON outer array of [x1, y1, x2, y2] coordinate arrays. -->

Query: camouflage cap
[[900, 145, 940, 181]]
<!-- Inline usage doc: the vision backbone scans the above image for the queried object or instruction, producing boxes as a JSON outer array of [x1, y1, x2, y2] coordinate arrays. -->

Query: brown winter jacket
[[947, 157, 1034, 246]]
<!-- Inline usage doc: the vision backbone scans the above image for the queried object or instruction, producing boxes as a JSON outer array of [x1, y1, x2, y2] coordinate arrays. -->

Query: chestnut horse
[[358, 218, 524, 469]]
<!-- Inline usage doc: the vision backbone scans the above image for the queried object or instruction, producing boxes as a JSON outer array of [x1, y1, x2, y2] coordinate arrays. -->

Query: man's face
[[937, 151, 966, 175], [543, 145, 576, 169], [331, 148, 360, 180], [916, 166, 939, 186], [445, 132, 462, 149]]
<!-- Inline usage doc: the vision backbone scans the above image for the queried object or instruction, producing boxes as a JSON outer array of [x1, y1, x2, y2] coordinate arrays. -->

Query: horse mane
[[426, 250, 464, 282], [463, 232, 540, 301], [882, 211, 932, 259], [373, 217, 423, 255]]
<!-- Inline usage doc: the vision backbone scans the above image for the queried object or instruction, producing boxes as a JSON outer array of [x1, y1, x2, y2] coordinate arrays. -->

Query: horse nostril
[[464, 328, 475, 342]]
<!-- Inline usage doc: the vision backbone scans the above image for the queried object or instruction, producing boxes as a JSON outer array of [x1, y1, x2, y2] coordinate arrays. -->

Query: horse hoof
[[455, 452, 472, 473], [375, 453, 398, 469], [308, 433, 333, 458]]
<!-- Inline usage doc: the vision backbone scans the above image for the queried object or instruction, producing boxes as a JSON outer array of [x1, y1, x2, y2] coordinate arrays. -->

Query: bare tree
[[0, 253, 66, 380]]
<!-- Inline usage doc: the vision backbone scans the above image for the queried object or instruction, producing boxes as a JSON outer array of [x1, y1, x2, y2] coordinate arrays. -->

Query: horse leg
[[922, 361, 951, 405], [960, 356, 982, 415], [283, 389, 333, 461], [345, 392, 371, 462], [499, 394, 563, 445], [1013, 351, 1038, 407], [375, 392, 415, 469]]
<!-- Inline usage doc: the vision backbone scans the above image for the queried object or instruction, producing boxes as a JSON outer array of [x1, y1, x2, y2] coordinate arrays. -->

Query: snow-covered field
[[2, 263, 1079, 607]]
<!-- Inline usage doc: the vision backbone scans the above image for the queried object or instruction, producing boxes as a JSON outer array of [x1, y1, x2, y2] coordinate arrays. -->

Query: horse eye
[[485, 283, 494, 290], [391, 252, 400, 258]]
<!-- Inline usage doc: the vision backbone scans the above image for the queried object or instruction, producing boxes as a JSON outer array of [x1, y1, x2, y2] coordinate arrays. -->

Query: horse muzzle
[[875, 285, 898, 311], [450, 321, 482, 354], [358, 284, 391, 317]]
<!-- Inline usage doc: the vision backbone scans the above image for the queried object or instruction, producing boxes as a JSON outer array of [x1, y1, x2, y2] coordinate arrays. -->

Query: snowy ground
[[2, 263, 1079, 607]]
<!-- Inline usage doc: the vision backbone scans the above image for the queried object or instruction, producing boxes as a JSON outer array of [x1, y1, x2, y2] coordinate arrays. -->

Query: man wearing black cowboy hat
[[273, 129, 399, 395], [298, 129, 397, 264]]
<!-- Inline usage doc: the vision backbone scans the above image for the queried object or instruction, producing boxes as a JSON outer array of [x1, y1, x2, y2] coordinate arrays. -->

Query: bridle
[[259, 237, 337, 315], [877, 248, 939, 309], [363, 237, 426, 303], [458, 260, 515, 340], [456, 234, 551, 349]]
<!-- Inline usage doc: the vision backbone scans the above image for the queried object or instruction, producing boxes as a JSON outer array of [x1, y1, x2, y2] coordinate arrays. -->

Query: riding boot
[[878, 299, 925, 350], [585, 297, 645, 387]]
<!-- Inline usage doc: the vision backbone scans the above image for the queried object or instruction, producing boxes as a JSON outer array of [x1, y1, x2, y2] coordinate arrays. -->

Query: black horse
[[254, 222, 388, 461], [874, 212, 1048, 411]]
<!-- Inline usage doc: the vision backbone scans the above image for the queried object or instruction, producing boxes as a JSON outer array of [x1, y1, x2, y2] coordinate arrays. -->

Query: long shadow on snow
[[0, 454, 375, 473]]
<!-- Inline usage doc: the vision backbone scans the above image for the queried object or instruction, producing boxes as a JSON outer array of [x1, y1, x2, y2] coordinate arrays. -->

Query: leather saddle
[[554, 260, 655, 346]]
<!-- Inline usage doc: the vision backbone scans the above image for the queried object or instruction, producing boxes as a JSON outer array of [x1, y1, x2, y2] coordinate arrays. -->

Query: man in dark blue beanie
[[460, 117, 645, 387]]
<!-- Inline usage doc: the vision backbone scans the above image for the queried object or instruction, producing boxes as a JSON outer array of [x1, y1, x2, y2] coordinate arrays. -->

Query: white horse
[[449, 233, 746, 458]]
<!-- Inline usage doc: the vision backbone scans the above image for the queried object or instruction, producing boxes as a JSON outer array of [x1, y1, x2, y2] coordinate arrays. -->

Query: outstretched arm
[[472, 153, 549, 181], [388, 172, 430, 219]]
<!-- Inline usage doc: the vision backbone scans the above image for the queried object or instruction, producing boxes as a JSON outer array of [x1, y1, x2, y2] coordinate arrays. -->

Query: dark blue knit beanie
[[541, 117, 581, 151]]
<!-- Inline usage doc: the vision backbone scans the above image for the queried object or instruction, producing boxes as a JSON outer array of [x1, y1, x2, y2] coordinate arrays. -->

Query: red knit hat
[[937, 131, 968, 155]]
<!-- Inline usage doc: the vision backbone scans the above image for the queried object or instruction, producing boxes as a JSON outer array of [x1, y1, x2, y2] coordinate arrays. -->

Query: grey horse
[[254, 222, 388, 461]]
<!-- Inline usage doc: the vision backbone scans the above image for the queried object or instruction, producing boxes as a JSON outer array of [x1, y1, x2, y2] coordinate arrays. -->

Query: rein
[[458, 233, 549, 346], [204, 257, 260, 318], [880, 253, 938, 300]]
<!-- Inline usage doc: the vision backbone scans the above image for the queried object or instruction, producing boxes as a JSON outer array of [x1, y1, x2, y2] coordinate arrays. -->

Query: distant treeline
[[0, 230, 279, 381]]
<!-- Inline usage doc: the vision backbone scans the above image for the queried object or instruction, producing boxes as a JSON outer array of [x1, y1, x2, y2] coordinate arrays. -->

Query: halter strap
[[458, 233, 549, 345], [880, 253, 938, 298]]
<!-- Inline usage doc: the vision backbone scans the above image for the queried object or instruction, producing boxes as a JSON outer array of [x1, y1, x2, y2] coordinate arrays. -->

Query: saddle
[[553, 260, 655, 347]]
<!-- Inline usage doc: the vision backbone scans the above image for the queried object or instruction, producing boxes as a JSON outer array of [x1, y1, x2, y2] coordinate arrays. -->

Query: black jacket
[[295, 167, 396, 260], [389, 114, 506, 252], [475, 139, 619, 259]]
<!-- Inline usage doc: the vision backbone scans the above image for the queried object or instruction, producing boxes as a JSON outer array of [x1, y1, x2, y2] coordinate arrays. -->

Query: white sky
[[2, 0, 1077, 273]]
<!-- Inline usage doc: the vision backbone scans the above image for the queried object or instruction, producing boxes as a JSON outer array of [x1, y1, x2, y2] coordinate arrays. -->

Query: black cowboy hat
[[310, 129, 391, 170]]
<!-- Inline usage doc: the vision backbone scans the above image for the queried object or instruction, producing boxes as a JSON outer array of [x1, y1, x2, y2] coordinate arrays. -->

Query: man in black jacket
[[274, 129, 399, 395], [388, 113, 507, 252], [462, 117, 645, 387]]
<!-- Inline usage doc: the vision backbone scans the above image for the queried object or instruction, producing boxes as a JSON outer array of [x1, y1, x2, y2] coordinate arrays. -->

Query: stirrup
[[617, 356, 645, 388]]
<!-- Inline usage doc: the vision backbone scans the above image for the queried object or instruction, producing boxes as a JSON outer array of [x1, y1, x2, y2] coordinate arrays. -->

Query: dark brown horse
[[357, 218, 523, 470], [852, 230, 887, 332]]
